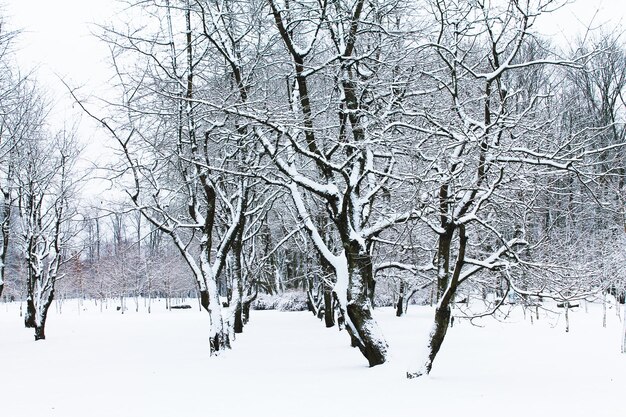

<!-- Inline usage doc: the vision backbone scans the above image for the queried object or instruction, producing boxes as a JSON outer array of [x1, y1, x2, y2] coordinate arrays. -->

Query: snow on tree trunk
[[287, 181, 389, 366], [345, 300, 388, 366], [198, 285, 230, 355], [24, 251, 59, 340], [407, 228, 455, 378], [408, 226, 468, 378], [334, 249, 388, 367], [33, 289, 54, 341], [407, 302, 451, 379], [202, 258, 230, 355], [24, 296, 36, 328], [208, 306, 230, 354]]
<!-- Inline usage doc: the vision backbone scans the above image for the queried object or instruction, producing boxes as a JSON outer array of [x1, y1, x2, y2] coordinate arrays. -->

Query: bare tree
[[67, 0, 271, 354], [18, 128, 81, 340], [240, 0, 434, 366], [401, 0, 619, 377]]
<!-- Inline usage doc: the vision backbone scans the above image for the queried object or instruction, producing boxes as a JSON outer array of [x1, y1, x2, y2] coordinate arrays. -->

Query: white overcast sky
[[3, 0, 125, 200], [3, 0, 625, 105], [4, 0, 118, 98], [1, 0, 624, 197]]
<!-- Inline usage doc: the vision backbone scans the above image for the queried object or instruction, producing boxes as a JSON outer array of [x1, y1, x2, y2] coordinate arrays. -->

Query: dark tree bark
[[33, 290, 54, 340], [231, 240, 244, 334], [436, 225, 454, 301], [306, 281, 318, 316], [34, 325, 46, 341], [396, 280, 405, 317], [242, 290, 257, 325], [24, 297, 36, 328], [343, 245, 388, 367], [209, 331, 230, 354], [199, 290, 210, 312], [234, 305, 244, 334], [231, 196, 246, 335], [323, 284, 335, 328], [242, 302, 251, 325], [267, 0, 389, 367], [408, 304, 451, 379], [346, 301, 386, 366], [408, 227, 467, 378]]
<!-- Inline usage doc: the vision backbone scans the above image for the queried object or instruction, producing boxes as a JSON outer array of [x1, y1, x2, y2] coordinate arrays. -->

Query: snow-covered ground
[[1, 299, 624, 417]]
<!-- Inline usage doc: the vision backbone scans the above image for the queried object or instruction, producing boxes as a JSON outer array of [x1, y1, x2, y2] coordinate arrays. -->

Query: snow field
[[1, 300, 624, 417]]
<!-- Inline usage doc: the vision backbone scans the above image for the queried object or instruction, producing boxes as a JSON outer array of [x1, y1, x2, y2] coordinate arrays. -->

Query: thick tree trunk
[[436, 228, 454, 300], [34, 312, 49, 340], [242, 290, 256, 325], [342, 248, 388, 367], [306, 286, 318, 315], [234, 304, 244, 334], [242, 300, 251, 325], [408, 226, 466, 378], [407, 303, 451, 378], [24, 297, 36, 328], [0, 283, 3, 299], [208, 312, 231, 354], [205, 274, 231, 355], [396, 295, 404, 317], [209, 331, 230, 353], [346, 300, 387, 366], [199, 289, 210, 311], [34, 325, 46, 340], [208, 305, 231, 354], [368, 277, 376, 308], [199, 286, 231, 353], [32, 289, 55, 340]]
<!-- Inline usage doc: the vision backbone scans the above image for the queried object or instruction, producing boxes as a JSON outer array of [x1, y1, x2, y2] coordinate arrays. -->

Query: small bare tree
[[18, 128, 81, 340]]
